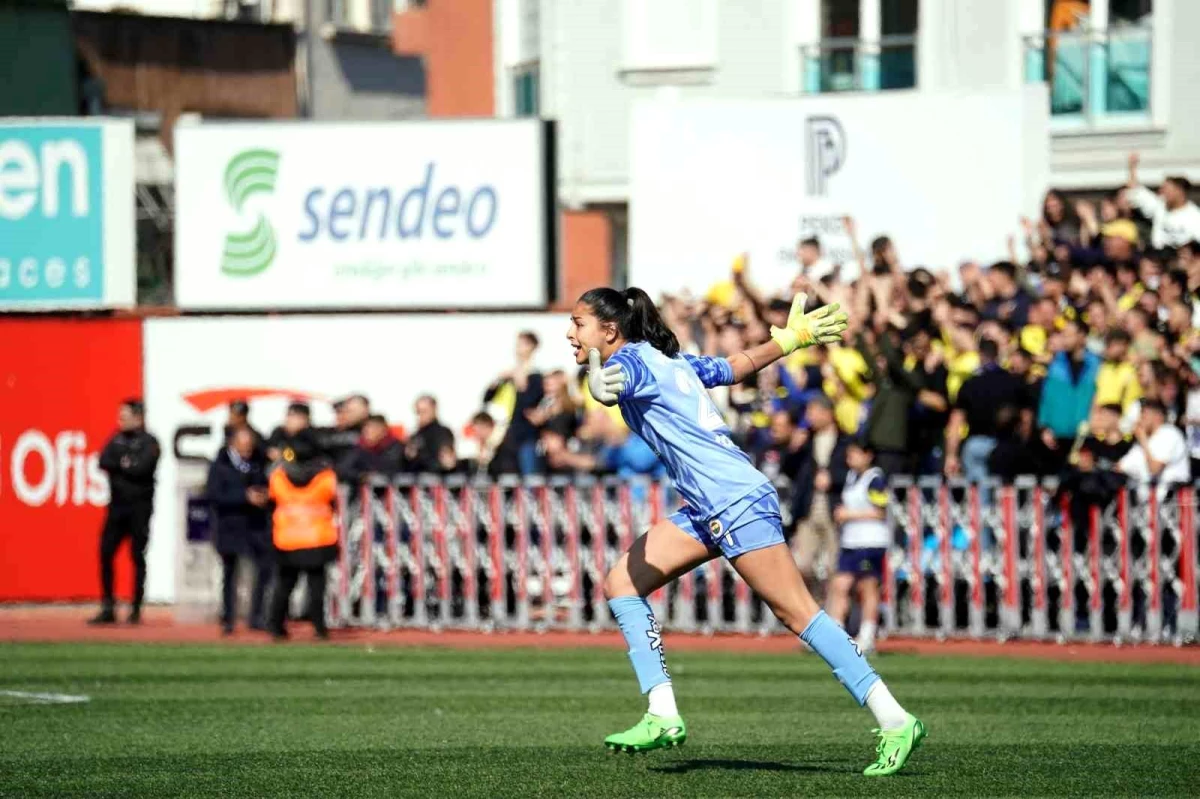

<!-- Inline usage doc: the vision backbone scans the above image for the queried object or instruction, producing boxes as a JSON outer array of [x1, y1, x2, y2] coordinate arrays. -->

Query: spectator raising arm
[[1125, 152, 1200, 249], [1125, 152, 1165, 222]]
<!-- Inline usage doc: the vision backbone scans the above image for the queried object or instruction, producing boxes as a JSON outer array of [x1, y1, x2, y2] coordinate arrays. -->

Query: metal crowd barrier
[[887, 477, 1198, 645], [326, 475, 1198, 645]]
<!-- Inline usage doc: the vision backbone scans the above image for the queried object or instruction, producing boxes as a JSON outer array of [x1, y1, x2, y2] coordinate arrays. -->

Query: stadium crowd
[[237, 158, 1196, 479], [214, 155, 1200, 562]]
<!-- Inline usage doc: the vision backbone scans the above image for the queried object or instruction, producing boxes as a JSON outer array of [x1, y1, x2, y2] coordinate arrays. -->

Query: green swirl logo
[[221, 149, 279, 277]]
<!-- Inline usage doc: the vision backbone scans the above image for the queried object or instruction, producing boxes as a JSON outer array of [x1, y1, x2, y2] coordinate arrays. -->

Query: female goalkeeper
[[569, 287, 925, 777]]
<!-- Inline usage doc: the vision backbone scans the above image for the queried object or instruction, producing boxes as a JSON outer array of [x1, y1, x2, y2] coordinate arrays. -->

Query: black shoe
[[221, 621, 235, 636], [127, 608, 142, 625], [87, 609, 117, 625], [269, 625, 289, 641], [314, 627, 330, 641], [248, 618, 267, 632]]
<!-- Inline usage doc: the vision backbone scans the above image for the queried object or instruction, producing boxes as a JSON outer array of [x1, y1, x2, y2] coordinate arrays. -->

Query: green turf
[[0, 641, 1196, 797]]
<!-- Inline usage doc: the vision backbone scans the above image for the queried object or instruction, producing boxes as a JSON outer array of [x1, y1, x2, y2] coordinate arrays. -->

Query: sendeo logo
[[221, 148, 279, 277]]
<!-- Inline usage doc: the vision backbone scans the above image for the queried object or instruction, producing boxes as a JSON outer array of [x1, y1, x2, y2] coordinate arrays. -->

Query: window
[[512, 63, 539, 117], [1024, 0, 1152, 122], [821, 0, 859, 37], [879, 0, 917, 90], [804, 0, 916, 94]]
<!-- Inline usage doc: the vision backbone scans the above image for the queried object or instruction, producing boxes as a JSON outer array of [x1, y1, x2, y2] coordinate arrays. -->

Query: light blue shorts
[[668, 483, 784, 560]]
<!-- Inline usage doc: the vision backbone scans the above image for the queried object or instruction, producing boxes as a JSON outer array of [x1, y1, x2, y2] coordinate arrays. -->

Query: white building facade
[[496, 0, 1198, 204]]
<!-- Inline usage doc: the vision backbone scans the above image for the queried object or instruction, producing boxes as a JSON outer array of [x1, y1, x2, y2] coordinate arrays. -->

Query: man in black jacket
[[944, 338, 1030, 482], [266, 402, 313, 462], [223, 399, 266, 457], [320, 394, 371, 464], [753, 410, 806, 483], [790, 396, 850, 591], [484, 331, 544, 475], [206, 427, 272, 634], [337, 414, 405, 484], [90, 399, 160, 625], [406, 395, 456, 474], [337, 414, 405, 618]]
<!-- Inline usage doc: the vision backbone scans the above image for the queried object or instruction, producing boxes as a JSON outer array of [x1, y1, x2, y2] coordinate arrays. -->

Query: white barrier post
[[590, 483, 609, 631], [1087, 504, 1103, 642], [1000, 486, 1021, 638], [1147, 489, 1162, 641], [1115, 488, 1132, 640], [359, 484, 376, 628], [937, 484, 954, 638], [459, 485, 479, 628], [1179, 487, 1198, 642], [906, 488, 926, 636], [564, 483, 583, 631], [1030, 485, 1049, 639], [967, 485, 985, 638], [514, 485, 531, 629], [1058, 494, 1074, 640], [385, 487, 402, 628], [408, 485, 428, 628], [486, 485, 506, 629]]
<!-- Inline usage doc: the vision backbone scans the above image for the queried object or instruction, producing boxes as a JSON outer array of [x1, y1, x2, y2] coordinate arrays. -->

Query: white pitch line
[[0, 690, 91, 704]]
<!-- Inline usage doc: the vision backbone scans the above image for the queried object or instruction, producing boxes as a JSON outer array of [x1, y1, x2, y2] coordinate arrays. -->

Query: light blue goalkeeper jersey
[[606, 341, 770, 520]]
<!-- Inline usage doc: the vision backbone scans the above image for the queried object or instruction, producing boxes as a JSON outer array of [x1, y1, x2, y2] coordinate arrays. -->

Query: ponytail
[[578, 286, 681, 358]]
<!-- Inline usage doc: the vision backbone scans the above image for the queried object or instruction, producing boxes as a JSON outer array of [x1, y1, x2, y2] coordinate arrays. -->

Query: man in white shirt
[[798, 236, 836, 283], [1116, 399, 1191, 486], [1125, 153, 1200, 250]]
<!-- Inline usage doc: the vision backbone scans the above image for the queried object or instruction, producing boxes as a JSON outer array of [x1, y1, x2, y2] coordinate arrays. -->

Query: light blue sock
[[608, 596, 671, 694], [800, 610, 880, 706]]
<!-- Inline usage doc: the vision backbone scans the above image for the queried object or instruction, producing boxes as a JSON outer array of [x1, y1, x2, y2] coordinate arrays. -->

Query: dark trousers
[[220, 551, 272, 627], [875, 450, 914, 479], [99, 504, 152, 610], [269, 564, 328, 634]]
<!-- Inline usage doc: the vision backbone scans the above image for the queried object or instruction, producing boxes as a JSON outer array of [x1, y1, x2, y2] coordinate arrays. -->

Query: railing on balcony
[[1023, 27, 1151, 123], [800, 35, 917, 94]]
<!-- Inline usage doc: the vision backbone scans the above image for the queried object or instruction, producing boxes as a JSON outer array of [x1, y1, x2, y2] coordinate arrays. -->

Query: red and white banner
[[143, 313, 581, 602], [0, 318, 143, 601]]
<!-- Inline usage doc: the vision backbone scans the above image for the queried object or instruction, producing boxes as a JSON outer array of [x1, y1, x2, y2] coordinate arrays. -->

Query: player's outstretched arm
[[726, 293, 849, 383]]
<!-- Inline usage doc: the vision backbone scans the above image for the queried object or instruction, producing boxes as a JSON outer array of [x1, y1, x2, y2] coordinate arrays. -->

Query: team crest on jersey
[[709, 519, 724, 539]]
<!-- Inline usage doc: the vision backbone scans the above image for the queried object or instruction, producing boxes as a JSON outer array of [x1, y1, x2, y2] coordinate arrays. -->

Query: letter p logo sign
[[805, 116, 846, 198]]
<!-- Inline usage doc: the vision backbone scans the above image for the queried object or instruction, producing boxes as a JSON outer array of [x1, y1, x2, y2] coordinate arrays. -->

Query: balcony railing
[[1023, 27, 1151, 123], [800, 35, 917, 94]]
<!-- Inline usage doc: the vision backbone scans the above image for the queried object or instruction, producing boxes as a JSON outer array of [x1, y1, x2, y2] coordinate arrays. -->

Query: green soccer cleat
[[863, 713, 926, 776], [604, 713, 687, 754]]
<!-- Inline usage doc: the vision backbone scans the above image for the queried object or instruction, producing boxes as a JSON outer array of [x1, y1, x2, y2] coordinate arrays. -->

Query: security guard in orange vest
[[266, 429, 339, 640]]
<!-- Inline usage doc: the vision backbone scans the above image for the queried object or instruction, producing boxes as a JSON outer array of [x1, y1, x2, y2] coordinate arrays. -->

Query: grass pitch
[[0, 641, 1196, 797]]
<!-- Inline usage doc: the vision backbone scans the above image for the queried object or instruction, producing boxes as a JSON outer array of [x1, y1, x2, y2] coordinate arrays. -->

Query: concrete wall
[[393, 0, 494, 117], [542, 0, 790, 205], [307, 33, 425, 120]]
